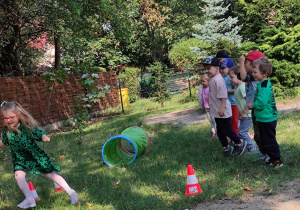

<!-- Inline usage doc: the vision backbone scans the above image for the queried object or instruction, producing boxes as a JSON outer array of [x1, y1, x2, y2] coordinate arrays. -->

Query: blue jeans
[[239, 117, 257, 150]]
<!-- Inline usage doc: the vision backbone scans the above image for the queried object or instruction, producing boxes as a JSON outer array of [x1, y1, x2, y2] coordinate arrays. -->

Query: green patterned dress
[[1, 123, 60, 174]]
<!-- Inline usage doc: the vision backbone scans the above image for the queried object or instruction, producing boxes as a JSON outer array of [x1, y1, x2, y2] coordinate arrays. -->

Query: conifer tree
[[191, 0, 242, 58]]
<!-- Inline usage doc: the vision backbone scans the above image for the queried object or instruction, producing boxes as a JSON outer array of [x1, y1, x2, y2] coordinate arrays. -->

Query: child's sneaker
[[264, 160, 283, 168], [223, 145, 234, 157], [17, 198, 36, 209], [69, 189, 78, 204], [257, 154, 270, 162], [234, 139, 247, 156], [248, 147, 258, 153]]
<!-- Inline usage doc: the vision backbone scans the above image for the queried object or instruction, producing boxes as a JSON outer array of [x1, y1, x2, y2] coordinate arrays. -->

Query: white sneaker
[[69, 189, 78, 204], [17, 198, 36, 209]]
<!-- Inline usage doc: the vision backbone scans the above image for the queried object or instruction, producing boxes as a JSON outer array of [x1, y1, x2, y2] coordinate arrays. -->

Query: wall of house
[[0, 72, 119, 130]]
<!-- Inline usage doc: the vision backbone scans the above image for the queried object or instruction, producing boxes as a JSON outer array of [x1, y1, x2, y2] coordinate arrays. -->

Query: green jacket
[[253, 79, 278, 122]]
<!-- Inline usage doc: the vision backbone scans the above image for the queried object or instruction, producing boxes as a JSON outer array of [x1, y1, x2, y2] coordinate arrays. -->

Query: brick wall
[[0, 72, 119, 129]]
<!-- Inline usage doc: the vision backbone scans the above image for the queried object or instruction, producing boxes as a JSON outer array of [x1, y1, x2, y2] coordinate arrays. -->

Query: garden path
[[142, 98, 300, 126]]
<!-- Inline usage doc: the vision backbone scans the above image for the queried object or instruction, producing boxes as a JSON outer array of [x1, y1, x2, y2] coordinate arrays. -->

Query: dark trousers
[[252, 111, 266, 154], [215, 117, 241, 147], [257, 120, 281, 161]]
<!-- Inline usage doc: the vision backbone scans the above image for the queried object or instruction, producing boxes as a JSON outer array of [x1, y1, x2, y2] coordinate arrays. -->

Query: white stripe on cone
[[186, 174, 198, 185]]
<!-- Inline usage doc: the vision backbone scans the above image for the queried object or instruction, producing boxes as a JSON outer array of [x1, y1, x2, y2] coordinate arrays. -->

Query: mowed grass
[[0, 90, 300, 209]]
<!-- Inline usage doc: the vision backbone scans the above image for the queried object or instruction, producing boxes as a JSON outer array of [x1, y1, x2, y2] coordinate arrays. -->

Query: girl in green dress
[[0, 101, 78, 209]]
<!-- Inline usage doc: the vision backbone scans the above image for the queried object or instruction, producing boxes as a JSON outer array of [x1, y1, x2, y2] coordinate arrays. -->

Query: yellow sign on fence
[[118, 88, 130, 108]]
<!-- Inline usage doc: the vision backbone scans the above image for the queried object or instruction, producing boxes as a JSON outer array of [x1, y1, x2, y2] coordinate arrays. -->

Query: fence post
[[186, 65, 192, 101]]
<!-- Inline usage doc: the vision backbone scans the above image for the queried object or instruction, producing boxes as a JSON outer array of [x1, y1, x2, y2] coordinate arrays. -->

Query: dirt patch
[[193, 179, 300, 210], [142, 98, 300, 126]]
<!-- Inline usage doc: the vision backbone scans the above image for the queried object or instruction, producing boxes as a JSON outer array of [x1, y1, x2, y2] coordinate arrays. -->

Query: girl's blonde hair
[[1, 101, 40, 133]]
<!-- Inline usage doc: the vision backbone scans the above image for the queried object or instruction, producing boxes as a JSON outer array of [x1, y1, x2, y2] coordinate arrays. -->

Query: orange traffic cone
[[54, 182, 64, 192], [185, 165, 203, 196], [28, 182, 40, 201]]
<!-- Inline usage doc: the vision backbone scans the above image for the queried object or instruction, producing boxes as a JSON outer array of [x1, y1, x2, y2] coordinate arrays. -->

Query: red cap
[[187, 165, 195, 175], [245, 51, 265, 61]]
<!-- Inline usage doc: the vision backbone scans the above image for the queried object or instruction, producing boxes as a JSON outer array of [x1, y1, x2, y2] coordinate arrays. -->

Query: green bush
[[169, 38, 207, 70], [118, 67, 141, 103]]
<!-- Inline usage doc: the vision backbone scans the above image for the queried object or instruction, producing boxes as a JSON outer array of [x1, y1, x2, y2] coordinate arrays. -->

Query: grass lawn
[[1, 90, 300, 209]]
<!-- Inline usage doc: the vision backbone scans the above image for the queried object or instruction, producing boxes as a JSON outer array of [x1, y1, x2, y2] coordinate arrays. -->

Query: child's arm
[[42, 134, 51, 142], [0, 140, 4, 148], [238, 55, 247, 81], [218, 98, 227, 117], [228, 89, 235, 95]]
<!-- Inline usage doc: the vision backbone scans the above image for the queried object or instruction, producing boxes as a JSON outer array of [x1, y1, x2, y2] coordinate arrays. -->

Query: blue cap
[[220, 58, 235, 68]]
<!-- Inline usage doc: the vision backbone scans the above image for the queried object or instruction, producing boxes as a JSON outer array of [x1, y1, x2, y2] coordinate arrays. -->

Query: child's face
[[252, 65, 267, 81], [2, 110, 20, 129], [220, 67, 229, 77], [205, 65, 219, 78], [229, 71, 239, 85], [244, 59, 254, 72], [201, 78, 209, 88]]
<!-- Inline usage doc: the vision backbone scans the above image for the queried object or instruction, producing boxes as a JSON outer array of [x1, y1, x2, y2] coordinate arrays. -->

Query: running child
[[0, 101, 78, 209], [201, 56, 247, 157]]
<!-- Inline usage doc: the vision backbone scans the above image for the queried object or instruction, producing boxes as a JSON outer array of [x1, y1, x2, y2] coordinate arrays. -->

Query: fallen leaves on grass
[[243, 184, 251, 191]]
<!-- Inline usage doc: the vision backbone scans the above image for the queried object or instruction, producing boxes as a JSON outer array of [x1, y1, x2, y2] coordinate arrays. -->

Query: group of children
[[0, 101, 78, 208], [198, 50, 282, 167]]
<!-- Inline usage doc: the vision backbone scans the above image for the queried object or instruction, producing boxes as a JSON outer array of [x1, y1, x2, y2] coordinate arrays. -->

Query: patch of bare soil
[[193, 179, 300, 210]]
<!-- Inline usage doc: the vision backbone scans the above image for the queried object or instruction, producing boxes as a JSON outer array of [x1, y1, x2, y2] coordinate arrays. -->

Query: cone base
[[185, 188, 203, 196], [185, 184, 203, 196]]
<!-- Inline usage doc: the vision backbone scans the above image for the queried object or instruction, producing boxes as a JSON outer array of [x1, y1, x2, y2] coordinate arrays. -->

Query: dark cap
[[201, 56, 220, 67], [216, 50, 231, 58]]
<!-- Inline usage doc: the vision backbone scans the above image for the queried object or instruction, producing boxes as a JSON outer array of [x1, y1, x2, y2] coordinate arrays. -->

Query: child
[[246, 58, 282, 167], [0, 101, 78, 208], [238, 51, 267, 160], [220, 58, 239, 135], [201, 56, 247, 157], [229, 66, 258, 152], [216, 50, 231, 59], [198, 74, 217, 138]]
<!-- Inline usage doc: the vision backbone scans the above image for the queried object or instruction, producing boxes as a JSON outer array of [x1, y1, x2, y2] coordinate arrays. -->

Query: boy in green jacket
[[247, 58, 282, 167]]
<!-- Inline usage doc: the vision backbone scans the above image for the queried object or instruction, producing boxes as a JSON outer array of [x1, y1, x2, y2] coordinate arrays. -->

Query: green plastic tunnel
[[101, 126, 150, 167]]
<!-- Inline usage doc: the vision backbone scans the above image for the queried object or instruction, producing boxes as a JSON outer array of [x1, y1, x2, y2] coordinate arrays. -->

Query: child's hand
[[238, 55, 245, 64], [218, 107, 225, 117], [241, 112, 247, 120], [42, 135, 51, 142]]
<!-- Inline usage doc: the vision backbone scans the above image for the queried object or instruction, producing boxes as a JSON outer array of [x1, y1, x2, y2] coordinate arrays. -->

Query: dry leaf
[[114, 181, 120, 188], [86, 202, 93, 210], [60, 155, 65, 159], [255, 172, 263, 178], [210, 193, 216, 199], [243, 184, 251, 191]]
